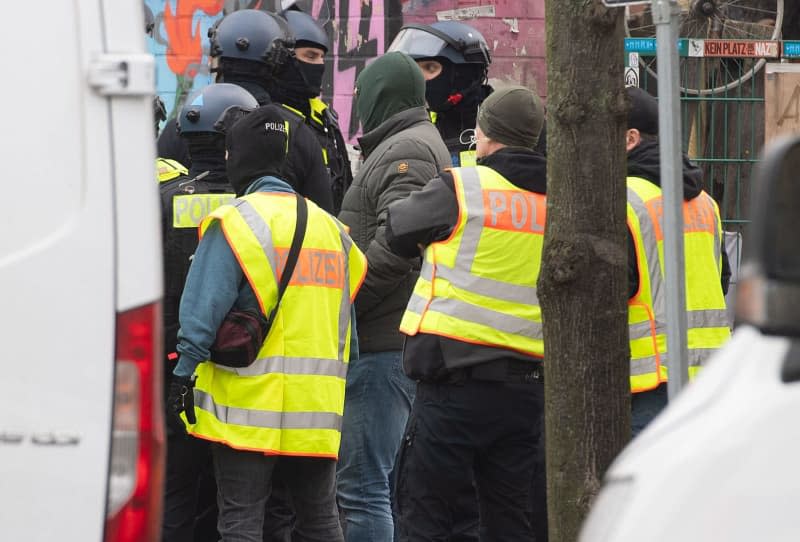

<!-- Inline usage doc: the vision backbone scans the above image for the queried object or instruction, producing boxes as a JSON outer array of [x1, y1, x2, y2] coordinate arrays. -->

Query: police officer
[[269, 6, 352, 214], [625, 87, 731, 435], [386, 86, 548, 540], [388, 20, 493, 167], [154, 96, 189, 183], [160, 83, 259, 542], [158, 9, 334, 213], [168, 104, 367, 542]]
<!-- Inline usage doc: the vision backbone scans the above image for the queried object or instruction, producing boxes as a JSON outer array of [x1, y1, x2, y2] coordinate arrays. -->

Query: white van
[[580, 135, 800, 542], [1, 1, 163, 541]]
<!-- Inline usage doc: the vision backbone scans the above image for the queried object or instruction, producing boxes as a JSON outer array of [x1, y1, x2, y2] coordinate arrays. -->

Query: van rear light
[[105, 302, 165, 542]]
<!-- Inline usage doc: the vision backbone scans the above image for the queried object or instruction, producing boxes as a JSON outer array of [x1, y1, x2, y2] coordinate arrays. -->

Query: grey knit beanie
[[477, 85, 544, 149]]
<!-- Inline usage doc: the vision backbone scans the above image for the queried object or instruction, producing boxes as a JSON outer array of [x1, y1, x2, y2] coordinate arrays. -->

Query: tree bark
[[539, 2, 631, 540]]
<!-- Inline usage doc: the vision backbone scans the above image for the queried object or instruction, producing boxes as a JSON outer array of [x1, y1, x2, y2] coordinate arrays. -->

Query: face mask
[[425, 73, 457, 113], [296, 61, 325, 97]]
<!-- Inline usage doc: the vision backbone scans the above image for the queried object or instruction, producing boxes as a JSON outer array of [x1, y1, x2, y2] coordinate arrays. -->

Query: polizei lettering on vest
[[276, 248, 345, 288], [483, 189, 545, 233], [173, 194, 235, 228]]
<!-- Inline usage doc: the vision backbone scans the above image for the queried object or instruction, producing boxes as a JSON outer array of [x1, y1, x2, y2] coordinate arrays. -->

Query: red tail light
[[105, 302, 165, 542]]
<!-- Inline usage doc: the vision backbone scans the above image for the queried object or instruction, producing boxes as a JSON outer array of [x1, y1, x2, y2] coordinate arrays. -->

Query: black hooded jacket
[[627, 139, 731, 297], [386, 147, 547, 380]]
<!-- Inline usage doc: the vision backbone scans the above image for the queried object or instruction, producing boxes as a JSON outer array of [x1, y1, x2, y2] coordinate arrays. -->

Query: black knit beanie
[[225, 104, 290, 195], [626, 86, 659, 135]]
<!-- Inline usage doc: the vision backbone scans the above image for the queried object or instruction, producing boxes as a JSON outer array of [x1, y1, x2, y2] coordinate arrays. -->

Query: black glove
[[166, 376, 196, 435]]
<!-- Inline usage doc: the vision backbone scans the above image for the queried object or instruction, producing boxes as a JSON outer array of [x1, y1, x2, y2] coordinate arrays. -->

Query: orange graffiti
[[163, 0, 225, 77]]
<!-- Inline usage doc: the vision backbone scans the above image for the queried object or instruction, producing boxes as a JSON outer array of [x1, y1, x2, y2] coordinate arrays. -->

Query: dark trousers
[[395, 379, 545, 541], [262, 474, 295, 542], [631, 383, 668, 438], [162, 433, 219, 542], [211, 443, 344, 542]]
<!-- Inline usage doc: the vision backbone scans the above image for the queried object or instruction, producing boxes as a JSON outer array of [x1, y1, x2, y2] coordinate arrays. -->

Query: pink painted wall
[[147, 0, 546, 142]]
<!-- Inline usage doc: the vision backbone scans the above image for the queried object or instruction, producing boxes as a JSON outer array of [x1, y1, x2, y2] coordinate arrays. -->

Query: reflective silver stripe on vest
[[406, 293, 428, 316], [425, 296, 542, 340], [627, 186, 666, 332], [337, 224, 353, 361], [435, 265, 538, 305], [214, 356, 348, 379], [687, 308, 729, 329], [234, 199, 279, 287], [632, 347, 719, 376], [629, 320, 656, 341], [446, 167, 540, 306], [194, 389, 343, 431]]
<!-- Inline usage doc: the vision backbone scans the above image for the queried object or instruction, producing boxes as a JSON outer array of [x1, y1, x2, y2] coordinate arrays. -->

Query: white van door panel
[[101, 0, 162, 312], [1, 1, 159, 539]]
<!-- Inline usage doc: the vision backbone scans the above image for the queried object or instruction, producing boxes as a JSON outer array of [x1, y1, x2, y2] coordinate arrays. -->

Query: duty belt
[[446, 359, 544, 384]]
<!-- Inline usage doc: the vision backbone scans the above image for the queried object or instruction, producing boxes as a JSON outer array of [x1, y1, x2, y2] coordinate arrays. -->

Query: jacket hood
[[477, 147, 547, 194], [357, 107, 432, 158], [355, 51, 426, 134], [627, 139, 703, 200]]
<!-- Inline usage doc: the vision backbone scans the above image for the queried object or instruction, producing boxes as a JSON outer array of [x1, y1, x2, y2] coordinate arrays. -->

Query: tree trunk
[[539, 2, 631, 540]]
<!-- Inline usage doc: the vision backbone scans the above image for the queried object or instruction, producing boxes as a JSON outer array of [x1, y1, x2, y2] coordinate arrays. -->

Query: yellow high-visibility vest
[[627, 176, 731, 392], [400, 166, 545, 358], [186, 192, 367, 458], [156, 157, 188, 183]]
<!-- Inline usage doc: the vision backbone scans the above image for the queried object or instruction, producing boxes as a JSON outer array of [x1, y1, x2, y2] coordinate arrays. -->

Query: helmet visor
[[387, 28, 450, 60]]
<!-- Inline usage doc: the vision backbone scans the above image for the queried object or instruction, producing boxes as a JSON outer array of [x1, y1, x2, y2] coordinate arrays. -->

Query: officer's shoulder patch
[[397, 162, 409, 173]]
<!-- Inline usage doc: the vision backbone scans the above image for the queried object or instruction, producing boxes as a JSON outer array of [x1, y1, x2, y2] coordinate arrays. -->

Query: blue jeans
[[211, 443, 343, 542], [631, 383, 668, 438], [337, 350, 417, 542]]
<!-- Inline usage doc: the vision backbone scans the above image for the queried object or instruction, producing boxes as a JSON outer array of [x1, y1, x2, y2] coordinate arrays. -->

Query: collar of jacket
[[281, 98, 334, 133], [244, 175, 295, 195], [358, 106, 431, 158]]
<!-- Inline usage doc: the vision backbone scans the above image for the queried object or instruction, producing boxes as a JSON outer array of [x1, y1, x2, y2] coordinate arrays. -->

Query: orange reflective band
[[482, 189, 546, 233], [275, 247, 345, 288], [645, 197, 717, 241]]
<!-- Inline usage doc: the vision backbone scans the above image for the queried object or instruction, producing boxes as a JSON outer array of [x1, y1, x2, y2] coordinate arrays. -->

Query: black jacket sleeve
[[284, 119, 334, 213], [720, 240, 731, 295], [157, 118, 191, 167], [386, 171, 459, 258]]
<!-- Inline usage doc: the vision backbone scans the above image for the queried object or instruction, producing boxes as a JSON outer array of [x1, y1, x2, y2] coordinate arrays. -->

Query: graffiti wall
[[146, 0, 545, 142]]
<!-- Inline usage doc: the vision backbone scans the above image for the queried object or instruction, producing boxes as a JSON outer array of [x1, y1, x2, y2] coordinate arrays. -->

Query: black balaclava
[[184, 133, 228, 182], [425, 60, 487, 114], [425, 60, 489, 144], [268, 56, 325, 115], [225, 105, 290, 195], [216, 58, 273, 106]]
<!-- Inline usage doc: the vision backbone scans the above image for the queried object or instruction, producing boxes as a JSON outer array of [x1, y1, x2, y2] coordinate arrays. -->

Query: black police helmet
[[388, 20, 491, 66], [208, 9, 294, 69], [177, 83, 259, 135], [282, 9, 329, 53]]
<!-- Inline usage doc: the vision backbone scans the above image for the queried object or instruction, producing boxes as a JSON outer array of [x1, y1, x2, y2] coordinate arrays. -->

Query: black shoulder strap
[[264, 194, 308, 328]]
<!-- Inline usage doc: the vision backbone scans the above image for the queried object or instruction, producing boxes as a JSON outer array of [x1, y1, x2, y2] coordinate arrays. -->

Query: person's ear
[[626, 128, 641, 152]]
